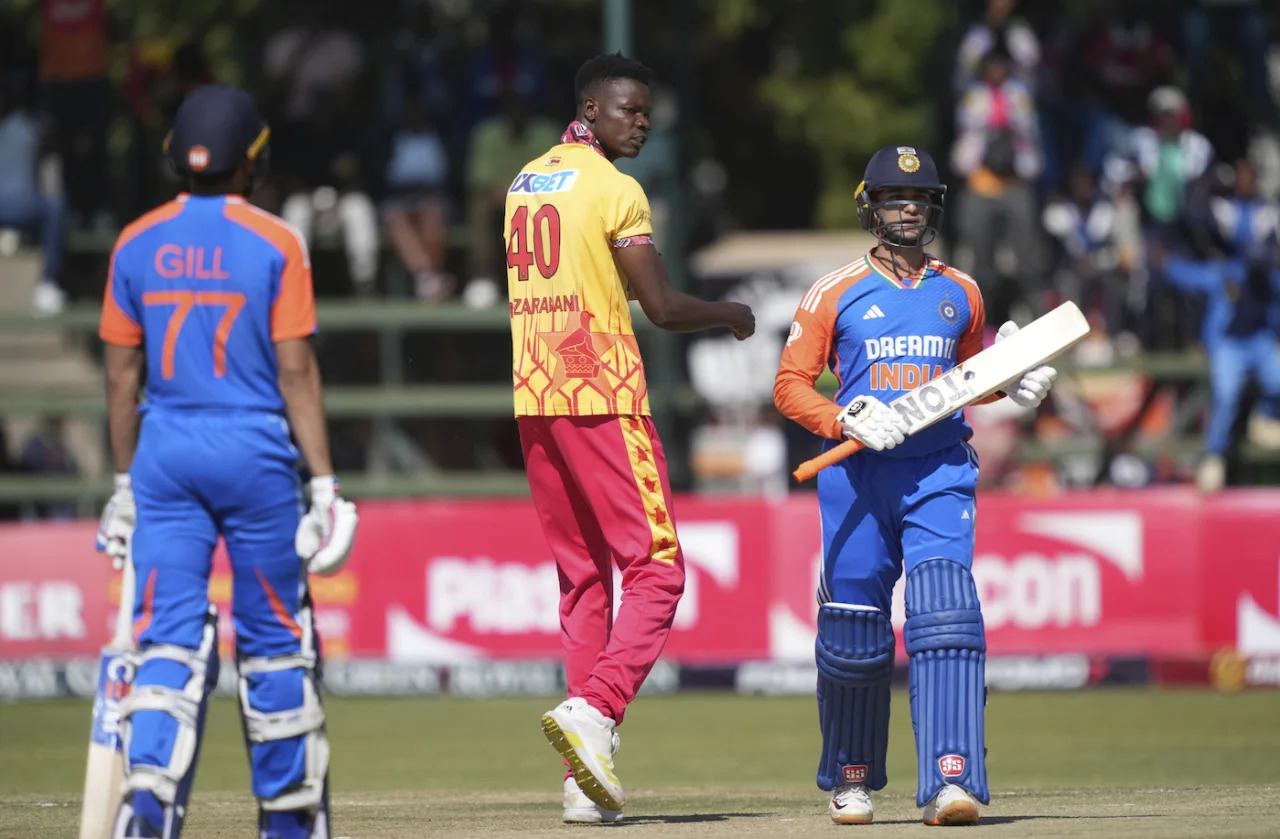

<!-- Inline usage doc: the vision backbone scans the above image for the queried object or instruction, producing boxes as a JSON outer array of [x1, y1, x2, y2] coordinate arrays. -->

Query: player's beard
[[874, 215, 937, 248], [881, 225, 920, 247]]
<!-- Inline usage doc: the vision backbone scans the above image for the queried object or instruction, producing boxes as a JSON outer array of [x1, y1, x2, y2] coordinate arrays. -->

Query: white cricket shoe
[[829, 783, 873, 824], [31, 280, 66, 317], [563, 775, 623, 824], [922, 783, 980, 826], [541, 698, 626, 811]]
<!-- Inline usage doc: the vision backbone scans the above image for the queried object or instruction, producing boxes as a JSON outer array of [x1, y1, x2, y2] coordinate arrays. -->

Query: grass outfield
[[2, 689, 1278, 836]]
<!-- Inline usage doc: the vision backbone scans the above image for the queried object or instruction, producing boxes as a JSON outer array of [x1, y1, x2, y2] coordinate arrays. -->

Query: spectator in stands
[[953, 0, 1041, 95], [262, 16, 366, 144], [458, 6, 548, 143], [1154, 254, 1280, 492], [385, 1, 452, 132], [1079, 1, 1176, 127], [266, 17, 381, 296], [951, 45, 1046, 321], [1208, 159, 1280, 265], [122, 38, 213, 219], [1042, 162, 1133, 347], [1151, 160, 1280, 491], [383, 101, 453, 302], [1073, 0, 1176, 174], [1106, 88, 1214, 226], [259, 12, 376, 295], [281, 158, 381, 297], [0, 79, 68, 316], [17, 414, 78, 519], [1182, 0, 1277, 125], [465, 88, 560, 298], [1106, 86, 1216, 348], [1211, 157, 1280, 443], [35, 0, 114, 232]]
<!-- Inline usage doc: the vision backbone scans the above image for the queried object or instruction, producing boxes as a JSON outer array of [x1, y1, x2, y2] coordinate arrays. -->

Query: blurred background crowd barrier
[[2, 0, 1280, 688]]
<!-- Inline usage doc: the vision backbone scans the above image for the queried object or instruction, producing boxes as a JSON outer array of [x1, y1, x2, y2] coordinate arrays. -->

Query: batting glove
[[996, 320, 1059, 409], [837, 394, 908, 452], [95, 473, 135, 571], [295, 475, 359, 576]]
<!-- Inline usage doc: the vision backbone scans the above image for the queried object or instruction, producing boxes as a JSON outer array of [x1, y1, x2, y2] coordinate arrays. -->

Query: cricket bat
[[78, 558, 136, 839], [792, 301, 1091, 482]]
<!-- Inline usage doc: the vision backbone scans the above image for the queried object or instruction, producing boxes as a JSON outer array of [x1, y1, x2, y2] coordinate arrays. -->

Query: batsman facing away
[[93, 85, 357, 839], [773, 145, 1058, 825]]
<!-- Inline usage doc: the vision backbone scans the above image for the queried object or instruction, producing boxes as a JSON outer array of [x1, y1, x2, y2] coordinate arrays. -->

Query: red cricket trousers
[[519, 413, 685, 725]]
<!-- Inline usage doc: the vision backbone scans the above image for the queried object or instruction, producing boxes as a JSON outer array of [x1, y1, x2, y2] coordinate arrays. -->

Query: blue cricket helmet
[[855, 145, 947, 246], [165, 84, 270, 182]]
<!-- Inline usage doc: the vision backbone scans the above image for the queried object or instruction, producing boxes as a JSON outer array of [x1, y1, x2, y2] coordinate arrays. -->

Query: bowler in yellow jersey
[[511, 54, 755, 823]]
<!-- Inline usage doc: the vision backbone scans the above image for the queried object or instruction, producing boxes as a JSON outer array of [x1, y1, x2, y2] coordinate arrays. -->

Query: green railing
[[0, 301, 699, 504], [2, 299, 1240, 505]]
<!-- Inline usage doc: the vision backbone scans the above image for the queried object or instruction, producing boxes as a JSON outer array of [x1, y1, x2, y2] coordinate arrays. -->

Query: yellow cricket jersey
[[507, 138, 654, 416]]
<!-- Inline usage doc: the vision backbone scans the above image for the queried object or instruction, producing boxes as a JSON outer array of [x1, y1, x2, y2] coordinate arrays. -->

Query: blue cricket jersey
[[775, 252, 998, 458], [99, 194, 316, 413]]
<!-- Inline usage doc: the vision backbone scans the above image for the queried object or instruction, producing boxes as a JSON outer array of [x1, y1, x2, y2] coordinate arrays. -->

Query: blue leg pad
[[240, 600, 331, 838], [904, 559, 988, 806], [815, 604, 895, 791], [115, 608, 219, 838]]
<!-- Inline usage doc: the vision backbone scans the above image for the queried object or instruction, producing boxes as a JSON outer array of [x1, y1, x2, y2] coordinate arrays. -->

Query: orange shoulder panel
[[774, 261, 871, 440], [99, 200, 186, 347], [223, 201, 317, 341]]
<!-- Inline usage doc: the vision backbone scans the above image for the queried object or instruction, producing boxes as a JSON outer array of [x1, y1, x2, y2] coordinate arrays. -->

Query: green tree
[[706, 0, 958, 228]]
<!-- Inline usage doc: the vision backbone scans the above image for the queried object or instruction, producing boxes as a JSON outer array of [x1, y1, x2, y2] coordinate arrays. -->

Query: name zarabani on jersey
[[864, 335, 957, 360], [511, 294, 580, 316]]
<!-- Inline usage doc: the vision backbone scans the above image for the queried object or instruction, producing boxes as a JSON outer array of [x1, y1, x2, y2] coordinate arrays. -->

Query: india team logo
[[187, 145, 211, 171], [897, 146, 921, 173], [842, 765, 868, 783], [938, 754, 966, 778], [938, 299, 960, 324]]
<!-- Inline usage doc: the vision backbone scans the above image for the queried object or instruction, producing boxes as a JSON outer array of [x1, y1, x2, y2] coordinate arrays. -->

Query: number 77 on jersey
[[792, 302, 1091, 482]]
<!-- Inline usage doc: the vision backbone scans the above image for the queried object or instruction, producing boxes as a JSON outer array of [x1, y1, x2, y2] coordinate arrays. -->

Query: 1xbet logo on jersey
[[938, 754, 966, 778], [509, 170, 579, 194]]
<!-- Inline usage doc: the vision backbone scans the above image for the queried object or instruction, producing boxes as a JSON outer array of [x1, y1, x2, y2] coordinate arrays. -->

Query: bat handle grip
[[111, 559, 135, 649], [792, 438, 865, 482]]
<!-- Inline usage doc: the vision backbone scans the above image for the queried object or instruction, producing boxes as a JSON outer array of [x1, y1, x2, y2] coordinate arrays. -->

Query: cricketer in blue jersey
[[774, 145, 1058, 826], [95, 85, 358, 839], [1151, 161, 1280, 491]]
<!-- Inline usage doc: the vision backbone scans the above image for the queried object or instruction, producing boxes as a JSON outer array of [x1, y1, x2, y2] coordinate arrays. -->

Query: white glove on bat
[[837, 394, 908, 452], [95, 473, 135, 571], [995, 320, 1059, 409], [295, 475, 359, 576]]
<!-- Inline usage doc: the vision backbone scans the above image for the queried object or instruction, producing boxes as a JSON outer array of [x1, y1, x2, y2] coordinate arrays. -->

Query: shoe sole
[[541, 713, 625, 812], [831, 812, 874, 825], [563, 807, 623, 825], [923, 799, 979, 826]]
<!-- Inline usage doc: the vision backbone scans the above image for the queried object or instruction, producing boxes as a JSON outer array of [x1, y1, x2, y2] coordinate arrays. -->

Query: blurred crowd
[[0, 0, 610, 314], [943, 0, 1280, 490], [2, 0, 1280, 495]]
